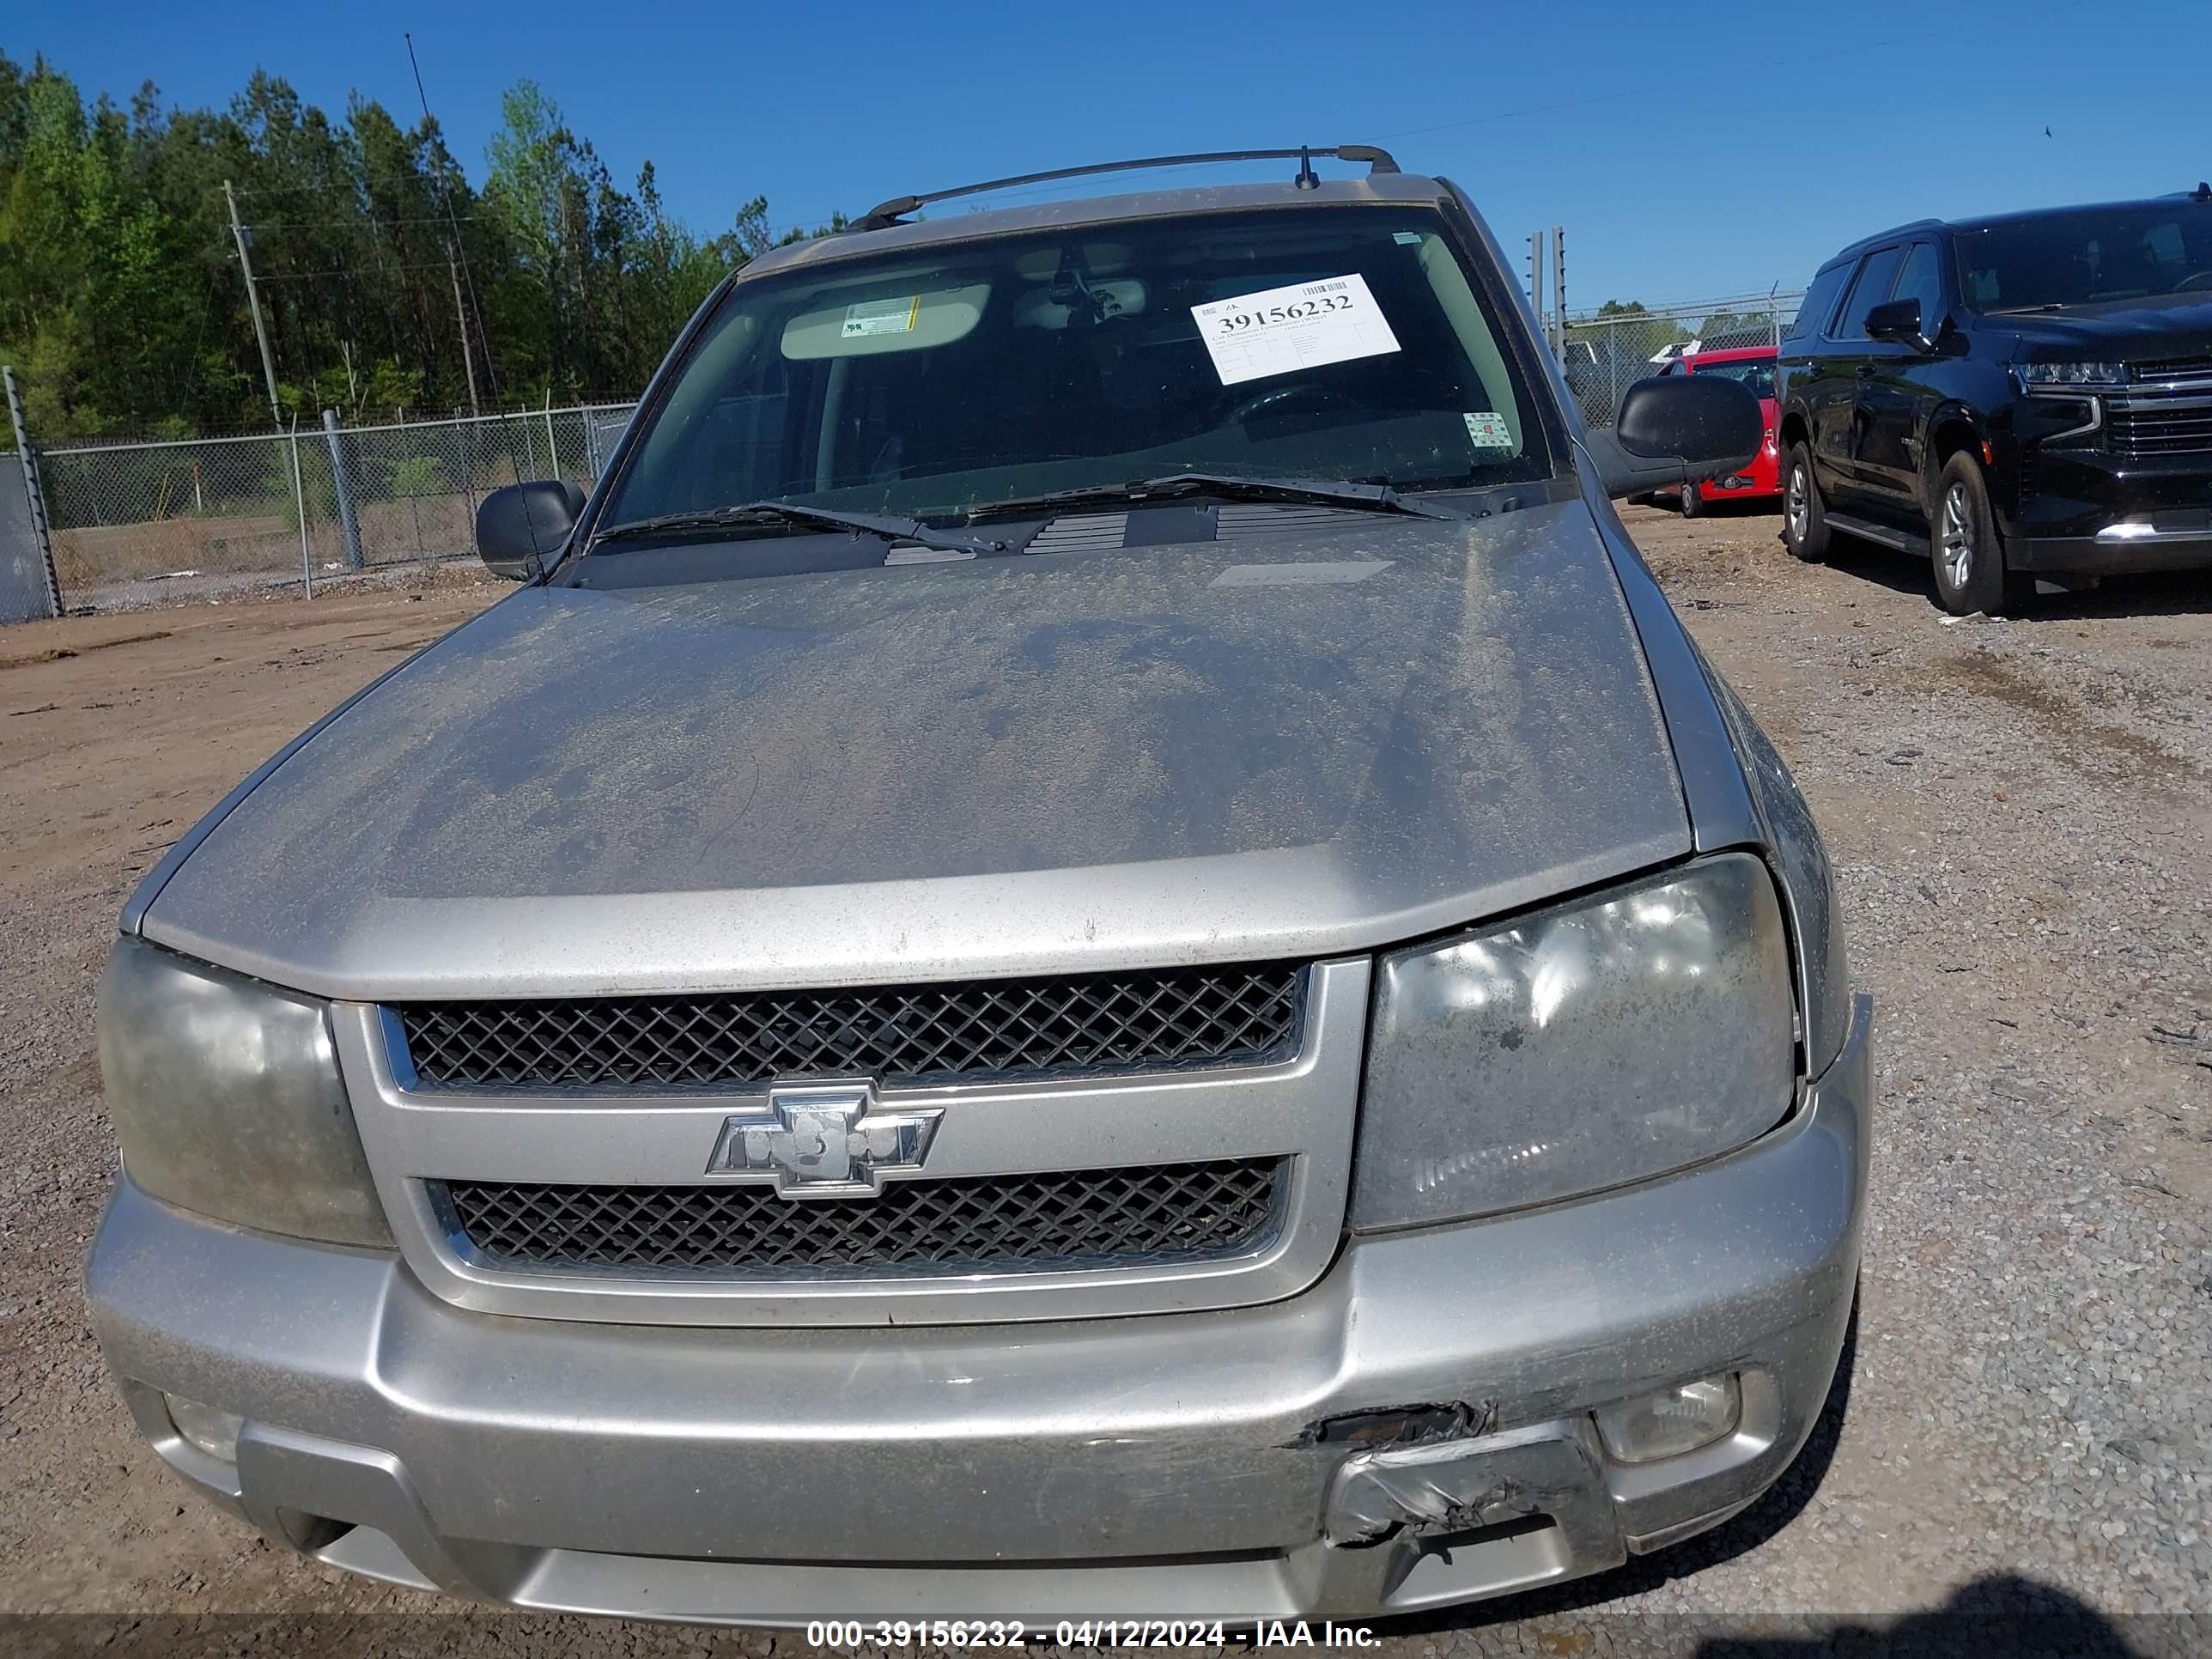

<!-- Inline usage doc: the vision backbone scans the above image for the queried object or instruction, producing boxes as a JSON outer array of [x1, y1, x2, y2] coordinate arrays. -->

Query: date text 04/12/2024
[[803, 1620, 1382, 1648]]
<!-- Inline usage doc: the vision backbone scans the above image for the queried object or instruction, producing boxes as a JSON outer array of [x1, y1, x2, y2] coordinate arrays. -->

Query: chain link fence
[[35, 402, 636, 612], [1553, 294, 1802, 431], [22, 283, 1800, 614]]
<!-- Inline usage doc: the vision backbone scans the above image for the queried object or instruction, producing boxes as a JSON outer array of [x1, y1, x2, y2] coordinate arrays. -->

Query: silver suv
[[87, 148, 1869, 1626]]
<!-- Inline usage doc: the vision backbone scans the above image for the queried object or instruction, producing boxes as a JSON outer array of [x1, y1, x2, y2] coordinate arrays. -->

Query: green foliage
[[386, 454, 444, 496], [1693, 309, 1776, 349], [0, 52, 798, 437], [778, 210, 848, 246]]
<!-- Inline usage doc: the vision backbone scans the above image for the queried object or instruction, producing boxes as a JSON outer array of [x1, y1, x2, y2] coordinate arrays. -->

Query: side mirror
[[1863, 296, 1929, 348], [475, 480, 586, 580], [1583, 374, 1763, 501]]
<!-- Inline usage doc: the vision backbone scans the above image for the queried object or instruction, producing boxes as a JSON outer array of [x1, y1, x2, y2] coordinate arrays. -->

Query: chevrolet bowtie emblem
[[704, 1080, 942, 1198]]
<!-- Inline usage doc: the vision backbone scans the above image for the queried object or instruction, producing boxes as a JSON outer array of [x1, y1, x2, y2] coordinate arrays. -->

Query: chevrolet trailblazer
[[88, 146, 1869, 1625]]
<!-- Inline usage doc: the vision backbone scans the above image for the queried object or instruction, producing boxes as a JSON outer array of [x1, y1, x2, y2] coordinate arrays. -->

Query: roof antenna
[[1293, 146, 1320, 190]]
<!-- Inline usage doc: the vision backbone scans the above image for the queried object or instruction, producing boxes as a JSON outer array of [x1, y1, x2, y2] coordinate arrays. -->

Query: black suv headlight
[[2013, 362, 2127, 390]]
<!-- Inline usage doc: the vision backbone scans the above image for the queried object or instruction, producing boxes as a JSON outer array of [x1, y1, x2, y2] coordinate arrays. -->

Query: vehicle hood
[[138, 501, 1692, 999], [2000, 297, 2212, 362]]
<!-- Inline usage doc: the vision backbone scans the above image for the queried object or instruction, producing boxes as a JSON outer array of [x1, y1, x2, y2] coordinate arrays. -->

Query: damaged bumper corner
[[1322, 1419, 1628, 1608], [1319, 1369, 1793, 1609], [1327, 1421, 1603, 1547]]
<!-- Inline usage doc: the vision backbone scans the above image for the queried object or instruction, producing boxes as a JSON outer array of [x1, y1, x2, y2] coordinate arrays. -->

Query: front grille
[[396, 964, 1304, 1090], [434, 1159, 1285, 1274], [2107, 392, 2212, 458], [2129, 357, 2212, 385]]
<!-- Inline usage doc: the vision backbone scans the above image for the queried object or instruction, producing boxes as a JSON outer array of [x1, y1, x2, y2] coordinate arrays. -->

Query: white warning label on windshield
[[1190, 274, 1401, 386], [842, 295, 921, 337]]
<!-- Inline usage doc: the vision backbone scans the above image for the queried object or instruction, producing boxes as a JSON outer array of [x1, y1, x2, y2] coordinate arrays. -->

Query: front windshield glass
[[599, 207, 1547, 530], [1691, 357, 1776, 399], [1955, 206, 2212, 311]]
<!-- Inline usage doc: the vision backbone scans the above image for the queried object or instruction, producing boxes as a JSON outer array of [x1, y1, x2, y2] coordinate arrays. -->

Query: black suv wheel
[[1930, 452, 2028, 616], [1782, 442, 1828, 562]]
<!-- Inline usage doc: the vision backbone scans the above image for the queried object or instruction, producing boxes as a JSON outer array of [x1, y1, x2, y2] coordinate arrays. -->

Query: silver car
[[86, 148, 1869, 1626]]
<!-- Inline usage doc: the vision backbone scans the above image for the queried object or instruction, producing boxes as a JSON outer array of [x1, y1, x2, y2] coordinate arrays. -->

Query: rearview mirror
[[1863, 297, 1928, 348], [1582, 374, 1762, 501], [475, 480, 586, 580]]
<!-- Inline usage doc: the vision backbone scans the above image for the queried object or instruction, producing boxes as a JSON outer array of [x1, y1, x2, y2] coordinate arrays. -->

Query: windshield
[[598, 207, 1547, 531], [1690, 357, 1776, 399], [1955, 205, 2212, 311]]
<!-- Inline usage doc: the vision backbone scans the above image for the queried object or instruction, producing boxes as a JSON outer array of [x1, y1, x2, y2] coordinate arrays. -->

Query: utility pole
[[224, 179, 284, 430], [1553, 225, 1568, 363], [4, 364, 62, 620], [449, 252, 480, 418]]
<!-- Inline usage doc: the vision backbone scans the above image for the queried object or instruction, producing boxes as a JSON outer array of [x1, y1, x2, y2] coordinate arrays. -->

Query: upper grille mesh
[[436, 1159, 1284, 1274], [398, 964, 1304, 1090], [2129, 357, 2212, 384], [2107, 393, 2212, 458]]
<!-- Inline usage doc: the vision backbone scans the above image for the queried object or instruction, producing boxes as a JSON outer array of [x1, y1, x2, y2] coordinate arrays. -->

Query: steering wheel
[[2176, 270, 2212, 294], [1226, 380, 1335, 424]]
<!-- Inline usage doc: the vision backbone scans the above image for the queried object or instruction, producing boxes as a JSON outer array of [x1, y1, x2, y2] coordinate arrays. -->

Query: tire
[[1680, 475, 1705, 519], [1930, 452, 2030, 616], [1781, 441, 1829, 562]]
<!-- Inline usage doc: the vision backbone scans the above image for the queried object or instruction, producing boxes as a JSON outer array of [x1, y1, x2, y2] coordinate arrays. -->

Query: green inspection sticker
[[1464, 410, 1513, 448]]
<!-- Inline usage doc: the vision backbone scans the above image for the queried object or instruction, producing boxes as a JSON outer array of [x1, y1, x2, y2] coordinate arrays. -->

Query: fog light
[[1594, 1374, 1740, 1464], [163, 1395, 243, 1463]]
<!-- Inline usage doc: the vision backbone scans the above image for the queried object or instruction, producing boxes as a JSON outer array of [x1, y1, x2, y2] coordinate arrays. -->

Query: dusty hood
[[140, 501, 1692, 999]]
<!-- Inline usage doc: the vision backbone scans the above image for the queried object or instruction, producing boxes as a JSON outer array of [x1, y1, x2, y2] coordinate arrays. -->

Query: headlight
[[1351, 854, 1796, 1230], [97, 937, 391, 1247], [2014, 362, 2127, 390]]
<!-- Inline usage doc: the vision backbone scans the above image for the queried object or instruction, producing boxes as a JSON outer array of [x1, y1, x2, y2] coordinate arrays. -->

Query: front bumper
[[2014, 521, 2212, 576], [87, 995, 1871, 1626], [2007, 446, 2212, 573]]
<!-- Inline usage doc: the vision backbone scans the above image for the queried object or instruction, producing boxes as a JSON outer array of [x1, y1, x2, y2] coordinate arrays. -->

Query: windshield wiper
[[1984, 302, 2069, 315], [969, 471, 1468, 525], [591, 501, 1004, 558]]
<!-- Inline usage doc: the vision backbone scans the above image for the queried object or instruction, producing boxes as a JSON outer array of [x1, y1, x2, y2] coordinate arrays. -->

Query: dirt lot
[[2, 515, 2207, 1656]]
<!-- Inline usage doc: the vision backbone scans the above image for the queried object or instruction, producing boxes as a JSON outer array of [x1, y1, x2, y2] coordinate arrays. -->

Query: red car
[[1658, 346, 1780, 517]]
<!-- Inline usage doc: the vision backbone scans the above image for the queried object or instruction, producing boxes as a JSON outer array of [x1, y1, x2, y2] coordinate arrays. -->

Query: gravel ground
[[1, 514, 2206, 1657]]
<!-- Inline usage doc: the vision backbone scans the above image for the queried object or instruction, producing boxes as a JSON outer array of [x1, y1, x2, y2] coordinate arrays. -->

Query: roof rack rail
[[849, 145, 1401, 233]]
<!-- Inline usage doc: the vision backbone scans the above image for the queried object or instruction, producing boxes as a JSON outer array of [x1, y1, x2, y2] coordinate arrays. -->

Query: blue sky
[[17, 0, 2210, 307]]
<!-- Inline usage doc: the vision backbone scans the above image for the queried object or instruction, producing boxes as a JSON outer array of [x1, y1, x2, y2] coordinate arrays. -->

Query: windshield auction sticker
[[842, 295, 922, 337], [1191, 274, 1402, 386]]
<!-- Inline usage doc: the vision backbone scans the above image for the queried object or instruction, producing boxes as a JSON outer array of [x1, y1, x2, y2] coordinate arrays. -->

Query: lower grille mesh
[[436, 1159, 1285, 1274]]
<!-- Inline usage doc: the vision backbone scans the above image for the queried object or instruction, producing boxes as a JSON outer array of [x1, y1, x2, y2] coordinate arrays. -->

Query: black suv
[[1777, 190, 2212, 613]]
